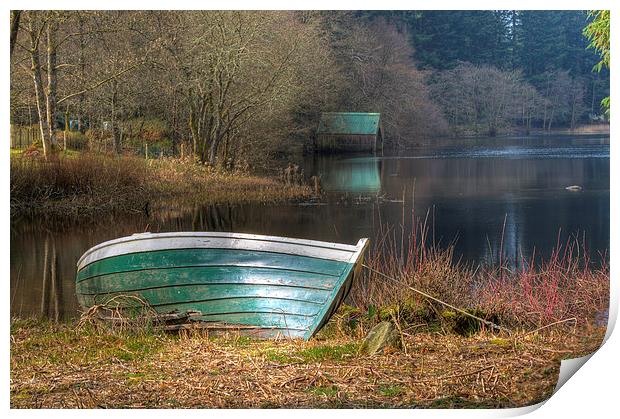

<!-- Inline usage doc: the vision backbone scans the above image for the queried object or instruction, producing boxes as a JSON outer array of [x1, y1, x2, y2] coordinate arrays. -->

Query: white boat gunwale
[[77, 232, 369, 271]]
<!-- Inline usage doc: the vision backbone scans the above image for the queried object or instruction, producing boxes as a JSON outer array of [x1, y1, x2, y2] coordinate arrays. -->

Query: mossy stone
[[360, 321, 401, 355]]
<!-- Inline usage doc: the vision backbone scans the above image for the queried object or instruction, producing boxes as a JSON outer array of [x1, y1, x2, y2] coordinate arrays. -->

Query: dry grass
[[150, 157, 311, 206], [10, 153, 311, 218], [569, 123, 609, 134], [10, 318, 605, 408], [10, 153, 150, 217]]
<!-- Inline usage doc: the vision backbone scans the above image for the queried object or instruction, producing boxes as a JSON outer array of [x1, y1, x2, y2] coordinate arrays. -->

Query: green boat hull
[[75, 233, 368, 339]]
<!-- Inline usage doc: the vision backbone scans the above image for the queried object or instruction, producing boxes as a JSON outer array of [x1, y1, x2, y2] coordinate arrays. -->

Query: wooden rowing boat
[[75, 232, 369, 339]]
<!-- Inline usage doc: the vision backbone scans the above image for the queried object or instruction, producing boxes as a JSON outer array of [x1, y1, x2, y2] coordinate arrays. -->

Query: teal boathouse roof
[[317, 112, 381, 136]]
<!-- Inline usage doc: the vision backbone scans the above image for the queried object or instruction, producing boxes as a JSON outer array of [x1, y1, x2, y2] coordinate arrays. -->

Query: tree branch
[[57, 61, 144, 105]]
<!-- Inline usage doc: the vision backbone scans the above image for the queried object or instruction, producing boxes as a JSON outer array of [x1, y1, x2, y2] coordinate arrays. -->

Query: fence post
[[145, 143, 148, 160]]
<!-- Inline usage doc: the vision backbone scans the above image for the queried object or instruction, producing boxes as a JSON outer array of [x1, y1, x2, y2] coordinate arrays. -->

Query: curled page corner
[[551, 297, 616, 397], [499, 400, 546, 417], [505, 349, 600, 416], [554, 353, 594, 393], [498, 293, 617, 416]]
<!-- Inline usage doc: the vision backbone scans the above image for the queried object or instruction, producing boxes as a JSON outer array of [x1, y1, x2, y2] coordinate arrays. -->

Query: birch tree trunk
[[77, 15, 86, 132], [28, 20, 52, 157], [45, 20, 58, 149]]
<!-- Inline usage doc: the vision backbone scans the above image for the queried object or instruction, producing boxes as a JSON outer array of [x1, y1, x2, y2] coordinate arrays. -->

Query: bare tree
[[432, 63, 537, 136], [154, 11, 337, 166], [569, 78, 586, 130], [538, 70, 573, 131], [12, 11, 150, 157], [518, 83, 544, 134], [20, 11, 54, 155], [10, 10, 21, 58]]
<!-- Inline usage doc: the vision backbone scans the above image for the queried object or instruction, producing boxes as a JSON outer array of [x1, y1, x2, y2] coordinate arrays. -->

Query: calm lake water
[[10, 134, 610, 320]]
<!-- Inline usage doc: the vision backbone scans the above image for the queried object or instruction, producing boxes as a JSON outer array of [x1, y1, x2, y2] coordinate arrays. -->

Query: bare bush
[[350, 218, 609, 329]]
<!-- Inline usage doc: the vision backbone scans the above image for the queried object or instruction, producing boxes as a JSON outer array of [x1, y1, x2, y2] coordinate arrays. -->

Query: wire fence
[[10, 125, 40, 149], [10, 124, 178, 159]]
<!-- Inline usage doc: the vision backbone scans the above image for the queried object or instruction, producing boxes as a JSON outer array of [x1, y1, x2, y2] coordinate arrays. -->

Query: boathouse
[[316, 112, 383, 152]]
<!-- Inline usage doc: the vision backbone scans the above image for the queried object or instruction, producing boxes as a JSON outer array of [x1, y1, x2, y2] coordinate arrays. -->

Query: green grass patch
[[378, 385, 404, 397], [126, 372, 146, 379], [266, 343, 359, 364], [11, 319, 167, 369], [308, 385, 339, 397], [231, 336, 255, 347], [489, 338, 511, 347]]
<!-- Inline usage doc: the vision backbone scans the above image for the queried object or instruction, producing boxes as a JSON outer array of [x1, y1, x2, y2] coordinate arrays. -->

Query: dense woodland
[[10, 10, 610, 169]]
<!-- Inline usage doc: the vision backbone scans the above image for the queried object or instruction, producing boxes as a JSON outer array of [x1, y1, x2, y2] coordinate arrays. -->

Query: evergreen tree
[[402, 10, 511, 70]]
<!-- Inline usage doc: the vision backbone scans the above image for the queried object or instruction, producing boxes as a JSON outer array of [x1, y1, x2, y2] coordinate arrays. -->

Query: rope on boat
[[362, 264, 512, 334]]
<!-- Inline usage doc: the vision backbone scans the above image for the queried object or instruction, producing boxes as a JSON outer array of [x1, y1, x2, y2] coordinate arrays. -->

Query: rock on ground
[[360, 321, 401, 355]]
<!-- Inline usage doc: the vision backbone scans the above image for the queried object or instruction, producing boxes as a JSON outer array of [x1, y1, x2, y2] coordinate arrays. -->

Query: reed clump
[[11, 153, 151, 217], [476, 243, 609, 329], [10, 153, 311, 218], [349, 219, 609, 333], [149, 157, 311, 205]]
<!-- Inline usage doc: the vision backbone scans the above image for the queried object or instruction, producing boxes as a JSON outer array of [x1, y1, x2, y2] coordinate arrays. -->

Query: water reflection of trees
[[11, 233, 64, 321], [189, 204, 243, 232], [40, 234, 62, 321]]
